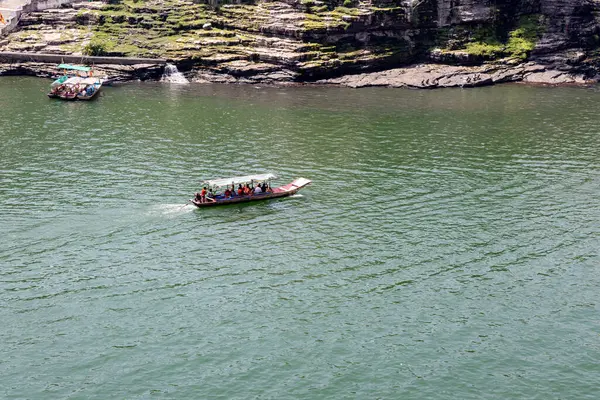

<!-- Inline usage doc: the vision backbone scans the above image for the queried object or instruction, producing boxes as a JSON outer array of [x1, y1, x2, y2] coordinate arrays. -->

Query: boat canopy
[[81, 77, 100, 85], [58, 64, 91, 72], [64, 76, 84, 84], [204, 173, 277, 187]]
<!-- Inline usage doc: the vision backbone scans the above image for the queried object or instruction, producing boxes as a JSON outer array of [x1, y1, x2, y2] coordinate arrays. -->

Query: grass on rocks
[[73, 0, 412, 77], [434, 14, 547, 61]]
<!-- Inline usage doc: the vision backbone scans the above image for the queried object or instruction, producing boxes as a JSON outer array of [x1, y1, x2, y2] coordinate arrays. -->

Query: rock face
[[318, 62, 589, 87], [1, 0, 600, 87]]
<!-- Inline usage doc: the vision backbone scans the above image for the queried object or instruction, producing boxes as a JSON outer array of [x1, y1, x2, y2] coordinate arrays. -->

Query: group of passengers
[[194, 181, 272, 203], [232, 182, 272, 197], [51, 83, 90, 98], [51, 84, 74, 96]]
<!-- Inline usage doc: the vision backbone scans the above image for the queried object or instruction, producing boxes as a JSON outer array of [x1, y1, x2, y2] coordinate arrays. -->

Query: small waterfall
[[161, 63, 189, 84]]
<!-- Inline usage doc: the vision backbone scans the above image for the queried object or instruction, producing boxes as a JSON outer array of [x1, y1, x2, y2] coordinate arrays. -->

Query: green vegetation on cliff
[[436, 14, 547, 61], [505, 15, 547, 58], [1, 0, 560, 82], [75, 0, 415, 78]]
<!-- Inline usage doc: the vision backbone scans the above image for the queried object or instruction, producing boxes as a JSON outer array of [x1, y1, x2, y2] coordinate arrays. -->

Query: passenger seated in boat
[[224, 188, 232, 198], [265, 184, 273, 193], [206, 189, 217, 202], [237, 184, 244, 196], [254, 184, 262, 194], [194, 192, 202, 203], [243, 184, 251, 195]]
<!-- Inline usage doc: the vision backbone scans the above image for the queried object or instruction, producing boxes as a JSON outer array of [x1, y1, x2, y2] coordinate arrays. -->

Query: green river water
[[1, 77, 599, 399]]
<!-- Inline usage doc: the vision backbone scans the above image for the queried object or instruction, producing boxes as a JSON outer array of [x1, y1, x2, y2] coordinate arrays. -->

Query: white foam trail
[[150, 203, 195, 216]]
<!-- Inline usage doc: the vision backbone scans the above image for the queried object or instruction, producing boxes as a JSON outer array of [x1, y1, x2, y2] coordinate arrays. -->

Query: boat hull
[[190, 178, 310, 208], [48, 90, 100, 101], [77, 82, 102, 100], [59, 93, 78, 101], [77, 91, 100, 101]]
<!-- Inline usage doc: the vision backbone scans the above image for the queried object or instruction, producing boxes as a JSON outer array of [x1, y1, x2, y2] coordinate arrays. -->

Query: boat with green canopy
[[48, 64, 104, 101], [190, 173, 311, 207]]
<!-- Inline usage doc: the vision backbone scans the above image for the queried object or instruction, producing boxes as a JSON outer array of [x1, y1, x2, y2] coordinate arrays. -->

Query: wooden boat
[[47, 74, 68, 98], [47, 64, 104, 101], [76, 77, 102, 100], [58, 87, 78, 101], [190, 173, 311, 208]]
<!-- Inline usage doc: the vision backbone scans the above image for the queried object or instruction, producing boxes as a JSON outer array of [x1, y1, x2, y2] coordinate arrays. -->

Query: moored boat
[[48, 64, 104, 101], [76, 77, 102, 100], [190, 173, 311, 207]]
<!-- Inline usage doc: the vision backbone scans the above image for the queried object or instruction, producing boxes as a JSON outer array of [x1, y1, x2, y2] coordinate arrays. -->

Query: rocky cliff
[[1, 0, 600, 87]]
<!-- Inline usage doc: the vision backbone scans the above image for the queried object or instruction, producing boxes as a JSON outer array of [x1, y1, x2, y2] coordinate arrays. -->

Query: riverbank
[[317, 61, 594, 88], [0, 58, 595, 88]]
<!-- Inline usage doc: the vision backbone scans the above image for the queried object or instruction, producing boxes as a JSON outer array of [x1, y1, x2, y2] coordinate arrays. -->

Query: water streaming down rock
[[161, 63, 189, 84]]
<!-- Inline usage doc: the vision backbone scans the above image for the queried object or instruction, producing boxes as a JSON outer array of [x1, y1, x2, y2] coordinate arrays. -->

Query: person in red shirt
[[200, 187, 207, 203]]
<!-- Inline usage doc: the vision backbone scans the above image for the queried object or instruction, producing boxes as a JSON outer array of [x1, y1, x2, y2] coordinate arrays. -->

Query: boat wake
[[149, 203, 195, 216]]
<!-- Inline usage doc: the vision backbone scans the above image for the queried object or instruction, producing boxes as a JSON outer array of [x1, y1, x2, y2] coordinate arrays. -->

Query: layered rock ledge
[[319, 62, 592, 88]]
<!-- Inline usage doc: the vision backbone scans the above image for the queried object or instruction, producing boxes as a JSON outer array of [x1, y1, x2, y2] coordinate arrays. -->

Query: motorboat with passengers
[[190, 173, 311, 207]]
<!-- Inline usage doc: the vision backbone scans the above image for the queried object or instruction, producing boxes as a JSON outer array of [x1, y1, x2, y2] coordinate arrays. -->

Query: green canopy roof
[[58, 64, 91, 72]]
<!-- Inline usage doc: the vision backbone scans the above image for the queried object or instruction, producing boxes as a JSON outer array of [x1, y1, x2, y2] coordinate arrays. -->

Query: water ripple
[[1, 78, 600, 399]]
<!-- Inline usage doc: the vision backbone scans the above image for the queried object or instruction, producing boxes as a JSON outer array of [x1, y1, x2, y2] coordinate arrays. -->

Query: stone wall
[[25, 0, 78, 12], [0, 0, 79, 38], [0, 7, 22, 37], [0, 50, 167, 64]]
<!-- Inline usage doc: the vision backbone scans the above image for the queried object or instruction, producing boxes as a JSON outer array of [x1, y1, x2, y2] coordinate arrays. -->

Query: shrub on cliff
[[455, 14, 546, 61], [506, 15, 546, 59], [83, 41, 107, 56]]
